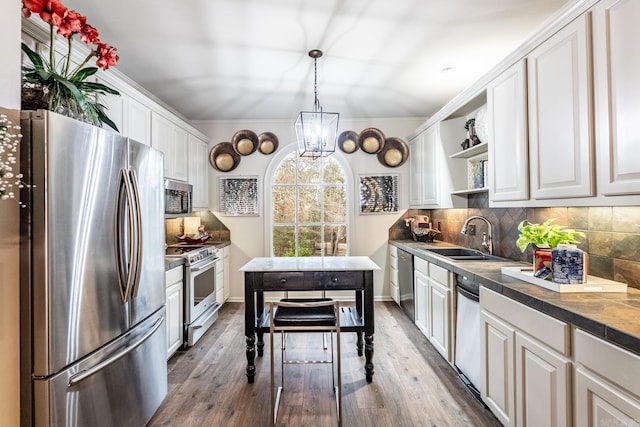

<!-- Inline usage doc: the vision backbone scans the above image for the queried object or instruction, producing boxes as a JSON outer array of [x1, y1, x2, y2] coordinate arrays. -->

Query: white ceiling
[[63, 0, 569, 121]]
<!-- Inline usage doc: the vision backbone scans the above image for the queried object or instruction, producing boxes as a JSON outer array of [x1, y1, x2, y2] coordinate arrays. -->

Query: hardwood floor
[[148, 302, 501, 427]]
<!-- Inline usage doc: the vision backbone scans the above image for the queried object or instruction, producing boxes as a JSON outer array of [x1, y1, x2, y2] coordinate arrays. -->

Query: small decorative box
[[552, 244, 587, 284]]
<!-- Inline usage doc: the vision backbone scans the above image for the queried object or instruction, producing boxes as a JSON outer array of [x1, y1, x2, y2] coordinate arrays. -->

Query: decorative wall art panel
[[359, 174, 399, 214], [218, 176, 259, 216]]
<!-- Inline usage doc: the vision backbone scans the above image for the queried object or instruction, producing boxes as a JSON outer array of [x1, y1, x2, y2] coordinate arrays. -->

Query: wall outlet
[[468, 224, 476, 235]]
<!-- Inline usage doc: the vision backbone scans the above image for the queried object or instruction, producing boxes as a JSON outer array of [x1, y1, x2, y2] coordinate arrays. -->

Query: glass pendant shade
[[295, 109, 339, 159], [296, 49, 339, 159]]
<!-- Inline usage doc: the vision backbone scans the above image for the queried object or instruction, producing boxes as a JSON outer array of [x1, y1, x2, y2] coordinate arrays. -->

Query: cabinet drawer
[[165, 266, 183, 287], [314, 271, 364, 290], [574, 328, 640, 398], [262, 272, 305, 290], [429, 264, 449, 286], [480, 286, 569, 355], [415, 256, 429, 273]]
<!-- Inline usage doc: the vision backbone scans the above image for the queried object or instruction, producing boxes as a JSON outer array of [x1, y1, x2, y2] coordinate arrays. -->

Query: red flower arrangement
[[21, 0, 121, 131]]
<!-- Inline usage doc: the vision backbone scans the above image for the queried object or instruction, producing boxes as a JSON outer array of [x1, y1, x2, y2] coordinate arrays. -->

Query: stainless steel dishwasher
[[398, 249, 414, 321], [454, 273, 483, 401]]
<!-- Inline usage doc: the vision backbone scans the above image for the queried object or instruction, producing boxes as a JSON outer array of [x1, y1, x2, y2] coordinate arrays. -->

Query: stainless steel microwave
[[164, 179, 192, 217]]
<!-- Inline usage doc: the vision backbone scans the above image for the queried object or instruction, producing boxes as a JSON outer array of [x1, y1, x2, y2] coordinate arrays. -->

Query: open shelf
[[450, 141, 488, 159]]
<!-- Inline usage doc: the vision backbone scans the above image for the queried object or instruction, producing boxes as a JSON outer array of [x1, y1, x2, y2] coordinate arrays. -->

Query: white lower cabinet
[[427, 264, 452, 362], [414, 257, 429, 336], [480, 286, 570, 427], [389, 245, 399, 305], [515, 331, 571, 427], [223, 246, 230, 301], [215, 256, 224, 304], [165, 266, 184, 359], [574, 328, 640, 427], [414, 258, 453, 364], [481, 309, 515, 426]]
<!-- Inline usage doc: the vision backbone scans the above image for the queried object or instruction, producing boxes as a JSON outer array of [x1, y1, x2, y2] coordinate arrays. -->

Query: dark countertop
[[390, 239, 640, 356], [164, 240, 231, 271]]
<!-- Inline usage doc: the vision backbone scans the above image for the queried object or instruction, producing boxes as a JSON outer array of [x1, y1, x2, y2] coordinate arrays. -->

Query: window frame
[[264, 143, 353, 257]]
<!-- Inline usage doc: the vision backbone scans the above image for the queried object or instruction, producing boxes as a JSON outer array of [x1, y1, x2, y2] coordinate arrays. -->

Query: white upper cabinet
[[409, 131, 427, 206], [487, 60, 529, 202], [593, 0, 640, 196], [188, 134, 209, 210], [151, 113, 188, 181], [123, 95, 151, 146], [409, 124, 463, 208], [172, 126, 189, 182], [527, 13, 594, 200], [97, 77, 124, 135]]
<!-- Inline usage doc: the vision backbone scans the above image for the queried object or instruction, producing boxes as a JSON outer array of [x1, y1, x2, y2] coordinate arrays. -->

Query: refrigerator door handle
[[67, 316, 165, 387], [115, 169, 132, 302], [128, 170, 143, 298], [121, 168, 138, 303]]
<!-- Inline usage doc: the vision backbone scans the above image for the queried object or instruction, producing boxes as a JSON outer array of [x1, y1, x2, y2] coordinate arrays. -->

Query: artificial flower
[[21, 0, 120, 131]]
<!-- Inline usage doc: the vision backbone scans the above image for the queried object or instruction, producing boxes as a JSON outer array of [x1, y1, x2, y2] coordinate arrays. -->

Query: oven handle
[[190, 259, 217, 272], [456, 285, 479, 303]]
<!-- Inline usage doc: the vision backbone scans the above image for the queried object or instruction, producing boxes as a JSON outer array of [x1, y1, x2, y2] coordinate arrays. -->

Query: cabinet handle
[[280, 278, 287, 284], [332, 277, 338, 283]]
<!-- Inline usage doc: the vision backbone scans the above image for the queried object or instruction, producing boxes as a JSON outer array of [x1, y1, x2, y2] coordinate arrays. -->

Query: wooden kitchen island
[[240, 256, 380, 384]]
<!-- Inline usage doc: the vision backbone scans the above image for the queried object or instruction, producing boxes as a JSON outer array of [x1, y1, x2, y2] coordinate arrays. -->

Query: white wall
[[192, 117, 423, 301], [0, 2, 24, 425]]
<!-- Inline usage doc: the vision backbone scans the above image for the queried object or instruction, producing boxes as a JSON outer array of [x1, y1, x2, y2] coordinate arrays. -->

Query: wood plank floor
[[148, 302, 501, 427]]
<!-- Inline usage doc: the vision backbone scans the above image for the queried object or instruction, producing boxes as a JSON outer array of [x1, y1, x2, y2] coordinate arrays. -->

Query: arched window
[[269, 148, 350, 257]]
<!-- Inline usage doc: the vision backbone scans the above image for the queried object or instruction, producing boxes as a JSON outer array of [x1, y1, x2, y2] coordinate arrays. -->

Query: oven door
[[185, 258, 220, 346]]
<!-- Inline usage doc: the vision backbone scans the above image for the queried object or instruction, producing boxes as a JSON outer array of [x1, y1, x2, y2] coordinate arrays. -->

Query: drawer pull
[[332, 277, 338, 283], [280, 278, 287, 284]]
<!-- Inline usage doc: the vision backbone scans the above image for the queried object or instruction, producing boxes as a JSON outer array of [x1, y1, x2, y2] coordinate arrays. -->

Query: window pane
[[324, 185, 346, 223], [297, 157, 321, 184], [273, 226, 295, 256], [324, 225, 347, 256], [323, 158, 346, 184], [272, 186, 296, 223], [274, 154, 296, 184], [297, 186, 321, 223], [298, 226, 321, 256]]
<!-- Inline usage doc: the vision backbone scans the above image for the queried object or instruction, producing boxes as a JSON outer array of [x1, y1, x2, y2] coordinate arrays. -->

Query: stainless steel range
[[166, 243, 220, 346]]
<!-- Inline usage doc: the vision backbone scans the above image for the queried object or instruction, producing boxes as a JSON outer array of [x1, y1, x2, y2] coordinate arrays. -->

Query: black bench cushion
[[274, 298, 336, 327]]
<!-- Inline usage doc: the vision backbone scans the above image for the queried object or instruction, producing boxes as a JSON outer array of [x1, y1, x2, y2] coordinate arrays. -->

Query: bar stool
[[269, 299, 342, 426]]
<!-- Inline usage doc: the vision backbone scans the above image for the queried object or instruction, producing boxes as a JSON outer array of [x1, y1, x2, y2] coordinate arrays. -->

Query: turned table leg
[[246, 334, 256, 383], [365, 334, 374, 383]]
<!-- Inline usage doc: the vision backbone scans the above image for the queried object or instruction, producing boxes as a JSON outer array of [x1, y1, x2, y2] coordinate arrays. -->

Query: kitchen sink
[[423, 247, 506, 261]]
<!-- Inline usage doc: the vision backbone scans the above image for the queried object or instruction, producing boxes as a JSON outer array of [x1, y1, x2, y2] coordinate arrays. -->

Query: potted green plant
[[516, 219, 585, 252], [21, 0, 120, 131], [516, 219, 586, 274]]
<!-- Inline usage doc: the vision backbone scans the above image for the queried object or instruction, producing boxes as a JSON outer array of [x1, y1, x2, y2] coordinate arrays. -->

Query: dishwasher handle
[[457, 284, 479, 303]]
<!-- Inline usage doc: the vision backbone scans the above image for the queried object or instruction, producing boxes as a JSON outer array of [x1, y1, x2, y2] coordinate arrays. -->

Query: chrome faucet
[[461, 215, 493, 254]]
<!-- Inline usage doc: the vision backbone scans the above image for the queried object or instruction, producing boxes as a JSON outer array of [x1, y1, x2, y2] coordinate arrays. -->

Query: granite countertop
[[239, 256, 380, 272], [390, 239, 640, 356], [164, 240, 231, 271]]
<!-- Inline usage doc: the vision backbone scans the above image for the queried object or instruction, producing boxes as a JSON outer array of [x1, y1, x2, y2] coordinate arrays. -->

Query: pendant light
[[295, 49, 339, 159]]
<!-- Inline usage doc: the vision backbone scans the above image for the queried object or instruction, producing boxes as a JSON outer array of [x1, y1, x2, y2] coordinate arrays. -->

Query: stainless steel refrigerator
[[19, 110, 168, 427]]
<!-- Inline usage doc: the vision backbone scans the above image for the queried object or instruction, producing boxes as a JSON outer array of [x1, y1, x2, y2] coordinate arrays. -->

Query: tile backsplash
[[393, 193, 640, 288], [165, 211, 230, 245]]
